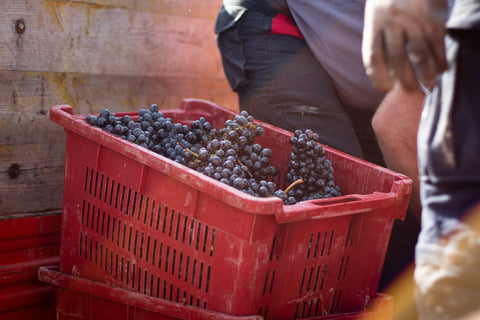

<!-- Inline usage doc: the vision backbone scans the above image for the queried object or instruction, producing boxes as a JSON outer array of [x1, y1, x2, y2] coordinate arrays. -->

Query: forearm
[[372, 83, 424, 220]]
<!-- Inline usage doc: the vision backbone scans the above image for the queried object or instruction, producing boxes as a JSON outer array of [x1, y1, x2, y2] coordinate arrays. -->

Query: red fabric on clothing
[[271, 13, 304, 39]]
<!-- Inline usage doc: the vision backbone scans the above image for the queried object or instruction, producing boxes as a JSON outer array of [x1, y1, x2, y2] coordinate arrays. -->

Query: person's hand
[[362, 0, 448, 92]]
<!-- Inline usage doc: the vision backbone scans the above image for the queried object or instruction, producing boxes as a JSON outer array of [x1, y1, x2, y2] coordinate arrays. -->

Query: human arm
[[372, 83, 424, 220], [362, 0, 448, 92]]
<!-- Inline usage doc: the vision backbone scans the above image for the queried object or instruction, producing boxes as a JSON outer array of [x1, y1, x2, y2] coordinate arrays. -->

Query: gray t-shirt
[[287, 0, 385, 110]]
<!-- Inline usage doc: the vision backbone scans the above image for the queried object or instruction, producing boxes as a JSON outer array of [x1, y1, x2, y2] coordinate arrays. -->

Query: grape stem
[[237, 159, 253, 178], [284, 179, 304, 194], [177, 142, 199, 157]]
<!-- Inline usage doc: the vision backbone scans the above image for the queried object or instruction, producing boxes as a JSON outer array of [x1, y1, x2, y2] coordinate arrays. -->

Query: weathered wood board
[[1, 0, 238, 214]]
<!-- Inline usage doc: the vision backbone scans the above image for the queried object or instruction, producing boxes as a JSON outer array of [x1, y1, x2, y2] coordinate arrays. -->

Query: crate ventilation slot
[[79, 166, 217, 308], [82, 166, 216, 257], [79, 231, 211, 308], [293, 289, 343, 319], [298, 265, 329, 295], [306, 231, 334, 259]]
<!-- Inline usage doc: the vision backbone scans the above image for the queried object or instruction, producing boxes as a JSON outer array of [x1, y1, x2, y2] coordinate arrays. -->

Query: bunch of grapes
[[85, 105, 341, 205], [85, 104, 212, 161], [282, 129, 342, 205], [85, 106, 282, 198], [179, 111, 281, 197]]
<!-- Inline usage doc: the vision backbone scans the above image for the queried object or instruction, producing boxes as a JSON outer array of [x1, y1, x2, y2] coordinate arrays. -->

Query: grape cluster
[[85, 104, 208, 159], [85, 106, 342, 205], [283, 129, 342, 205], [85, 106, 282, 198], [188, 112, 281, 197]]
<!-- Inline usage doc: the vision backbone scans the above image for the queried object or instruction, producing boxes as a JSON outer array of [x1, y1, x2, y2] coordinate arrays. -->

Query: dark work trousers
[[217, 10, 385, 165]]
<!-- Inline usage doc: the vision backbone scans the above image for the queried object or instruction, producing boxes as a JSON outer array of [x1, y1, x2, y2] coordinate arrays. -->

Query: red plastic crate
[[49, 99, 411, 319], [38, 266, 393, 320], [0, 211, 61, 320]]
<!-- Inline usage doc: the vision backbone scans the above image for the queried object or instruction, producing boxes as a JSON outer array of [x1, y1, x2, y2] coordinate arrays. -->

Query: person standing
[[215, 0, 425, 294], [214, 0, 385, 164], [362, 0, 480, 318]]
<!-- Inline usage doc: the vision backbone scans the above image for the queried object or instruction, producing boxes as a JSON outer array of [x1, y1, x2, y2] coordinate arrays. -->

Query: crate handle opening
[[309, 196, 361, 206], [275, 192, 399, 223]]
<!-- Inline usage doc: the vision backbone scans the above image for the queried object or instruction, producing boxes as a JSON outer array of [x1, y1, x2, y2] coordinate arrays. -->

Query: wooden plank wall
[[0, 0, 238, 214]]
